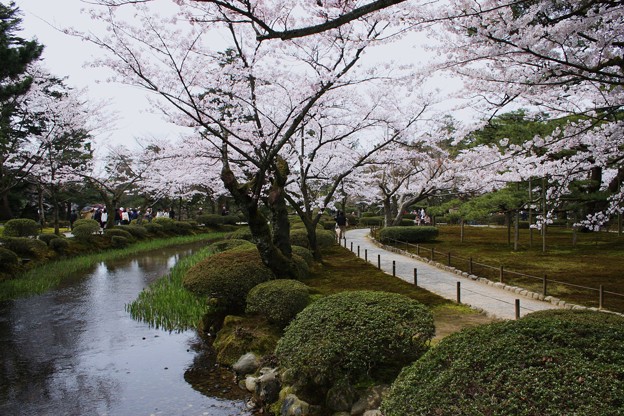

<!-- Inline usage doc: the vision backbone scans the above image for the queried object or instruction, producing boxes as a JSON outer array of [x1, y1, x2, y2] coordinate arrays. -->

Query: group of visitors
[[74, 205, 176, 229], [413, 208, 431, 226]]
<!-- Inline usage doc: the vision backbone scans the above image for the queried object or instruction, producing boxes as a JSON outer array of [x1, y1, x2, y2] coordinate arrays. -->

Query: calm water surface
[[0, 246, 252, 416]]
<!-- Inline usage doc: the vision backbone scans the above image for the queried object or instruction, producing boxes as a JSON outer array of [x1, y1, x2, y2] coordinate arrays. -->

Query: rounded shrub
[[182, 247, 275, 313], [2, 218, 40, 237], [359, 216, 383, 226], [116, 224, 148, 240], [209, 238, 255, 253], [105, 228, 134, 242], [0, 237, 48, 259], [291, 245, 314, 266], [227, 227, 254, 241], [152, 217, 178, 233], [72, 221, 101, 242], [290, 229, 335, 249], [111, 235, 129, 248], [316, 230, 336, 247], [378, 226, 438, 244], [38, 233, 61, 246], [197, 213, 225, 227], [275, 290, 435, 387], [49, 237, 69, 253], [290, 228, 310, 248], [291, 253, 309, 279], [0, 247, 20, 277], [246, 279, 310, 328], [381, 310, 624, 416], [73, 218, 101, 229], [143, 222, 164, 236]]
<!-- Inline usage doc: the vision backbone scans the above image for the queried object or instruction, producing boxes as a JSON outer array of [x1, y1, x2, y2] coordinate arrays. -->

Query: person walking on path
[[344, 228, 562, 320], [335, 211, 348, 243]]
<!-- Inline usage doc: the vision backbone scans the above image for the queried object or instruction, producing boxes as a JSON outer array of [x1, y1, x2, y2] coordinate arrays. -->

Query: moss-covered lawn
[[306, 245, 496, 342], [383, 225, 624, 313]]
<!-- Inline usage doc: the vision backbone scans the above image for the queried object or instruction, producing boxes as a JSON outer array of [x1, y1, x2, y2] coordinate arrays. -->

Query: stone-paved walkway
[[344, 228, 563, 320]]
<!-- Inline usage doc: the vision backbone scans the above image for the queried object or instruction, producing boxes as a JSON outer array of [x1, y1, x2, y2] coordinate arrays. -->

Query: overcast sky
[[16, 0, 191, 150], [15, 0, 472, 151]]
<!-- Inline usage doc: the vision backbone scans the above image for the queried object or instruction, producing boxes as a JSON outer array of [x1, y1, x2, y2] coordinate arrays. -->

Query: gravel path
[[344, 228, 562, 320]]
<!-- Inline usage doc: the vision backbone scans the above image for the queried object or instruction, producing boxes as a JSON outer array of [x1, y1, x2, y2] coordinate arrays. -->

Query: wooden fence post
[[456, 281, 461, 304], [392, 261, 396, 277], [377, 254, 381, 269], [515, 299, 520, 320], [543, 274, 547, 296], [414, 268, 417, 286], [365, 249, 368, 262]]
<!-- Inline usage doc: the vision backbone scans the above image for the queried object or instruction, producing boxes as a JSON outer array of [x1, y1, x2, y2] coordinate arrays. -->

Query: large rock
[[350, 385, 389, 415], [254, 367, 281, 406], [326, 380, 357, 412], [281, 393, 311, 416], [232, 352, 260, 376]]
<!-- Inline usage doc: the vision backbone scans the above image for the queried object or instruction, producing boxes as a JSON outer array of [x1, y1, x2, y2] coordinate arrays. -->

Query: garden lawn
[[306, 245, 496, 342], [388, 225, 624, 313]]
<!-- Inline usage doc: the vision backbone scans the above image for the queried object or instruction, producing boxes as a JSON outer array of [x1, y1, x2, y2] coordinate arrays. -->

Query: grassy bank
[[381, 225, 624, 313], [0, 232, 222, 301], [127, 241, 495, 340], [126, 245, 216, 332]]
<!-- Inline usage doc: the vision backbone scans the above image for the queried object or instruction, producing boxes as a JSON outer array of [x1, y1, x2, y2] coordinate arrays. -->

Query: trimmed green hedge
[[49, 238, 69, 253], [198, 214, 240, 226], [72, 220, 101, 242], [378, 226, 439, 243], [38, 233, 61, 245], [290, 229, 336, 249], [116, 224, 149, 239], [73, 218, 100, 229], [209, 238, 255, 253], [104, 228, 134, 242], [182, 247, 275, 313], [0, 237, 48, 259], [291, 245, 314, 266], [0, 247, 19, 278], [227, 227, 254, 241], [246, 279, 310, 328], [3, 218, 40, 237], [382, 309, 624, 416], [359, 216, 384, 226], [275, 290, 435, 387]]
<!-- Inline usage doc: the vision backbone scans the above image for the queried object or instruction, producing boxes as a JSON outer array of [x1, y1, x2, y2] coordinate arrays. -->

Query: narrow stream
[[0, 246, 252, 416]]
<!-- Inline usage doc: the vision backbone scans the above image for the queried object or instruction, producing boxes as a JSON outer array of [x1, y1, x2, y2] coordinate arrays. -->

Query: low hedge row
[[378, 226, 439, 243]]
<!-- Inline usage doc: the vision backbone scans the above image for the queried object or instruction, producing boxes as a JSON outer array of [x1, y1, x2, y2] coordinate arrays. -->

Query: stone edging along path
[[344, 228, 620, 320]]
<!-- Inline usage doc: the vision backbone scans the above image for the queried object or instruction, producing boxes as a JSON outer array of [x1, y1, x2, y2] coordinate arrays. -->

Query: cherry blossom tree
[[25, 73, 96, 234], [76, 0, 426, 277], [433, 0, 624, 232]]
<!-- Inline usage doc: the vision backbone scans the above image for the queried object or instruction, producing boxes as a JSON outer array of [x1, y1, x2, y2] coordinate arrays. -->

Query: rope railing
[[370, 229, 623, 313]]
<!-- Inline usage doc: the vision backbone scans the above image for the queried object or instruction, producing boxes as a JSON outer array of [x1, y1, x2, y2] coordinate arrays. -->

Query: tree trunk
[[221, 164, 298, 279], [460, 217, 464, 243], [0, 191, 13, 220]]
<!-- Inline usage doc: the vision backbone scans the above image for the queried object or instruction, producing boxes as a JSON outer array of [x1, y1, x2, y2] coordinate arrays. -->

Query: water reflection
[[0, 245, 251, 416]]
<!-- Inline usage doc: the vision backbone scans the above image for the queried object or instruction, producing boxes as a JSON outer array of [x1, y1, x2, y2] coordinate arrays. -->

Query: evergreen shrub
[[72, 221, 102, 242], [143, 222, 164, 235], [2, 218, 40, 237], [182, 247, 275, 313], [105, 228, 134, 242], [291, 253, 309, 279], [227, 227, 254, 241], [152, 217, 180, 234], [290, 229, 335, 249], [111, 235, 129, 248], [382, 309, 624, 416], [346, 214, 358, 226], [291, 245, 314, 266], [0, 237, 48, 259], [49, 237, 69, 253], [197, 214, 225, 226], [73, 218, 100, 229], [38, 233, 60, 245], [246, 279, 310, 328], [208, 238, 255, 253], [378, 226, 438, 243], [359, 216, 383, 226], [116, 224, 148, 239], [0, 247, 19, 277], [275, 290, 435, 387]]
